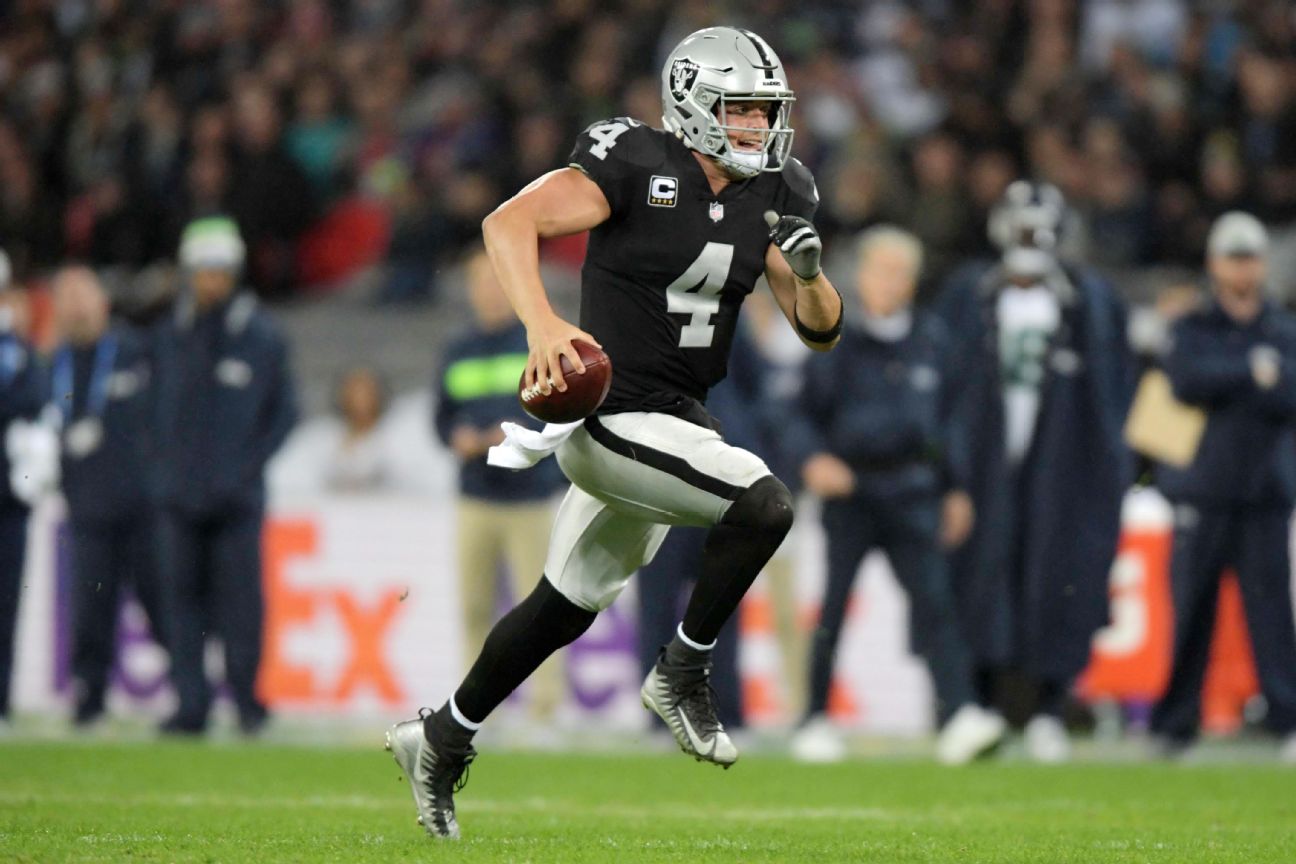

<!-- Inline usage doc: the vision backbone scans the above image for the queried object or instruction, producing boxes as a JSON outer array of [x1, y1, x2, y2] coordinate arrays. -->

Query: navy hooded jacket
[[154, 292, 297, 516]]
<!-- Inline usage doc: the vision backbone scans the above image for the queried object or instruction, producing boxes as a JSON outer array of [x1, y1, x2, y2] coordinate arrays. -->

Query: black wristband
[[794, 292, 844, 344]]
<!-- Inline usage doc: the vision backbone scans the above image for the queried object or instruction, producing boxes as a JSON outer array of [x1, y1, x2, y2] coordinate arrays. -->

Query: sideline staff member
[[51, 266, 168, 727], [0, 251, 44, 732], [1152, 212, 1296, 760], [787, 227, 1004, 765], [156, 217, 297, 736]]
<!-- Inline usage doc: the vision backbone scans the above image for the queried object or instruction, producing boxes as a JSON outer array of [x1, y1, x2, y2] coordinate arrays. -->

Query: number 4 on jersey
[[587, 118, 640, 160], [666, 242, 734, 348]]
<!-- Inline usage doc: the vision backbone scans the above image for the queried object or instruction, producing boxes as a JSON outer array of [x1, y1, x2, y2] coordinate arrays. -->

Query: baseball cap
[[179, 216, 246, 270], [1207, 211, 1268, 258]]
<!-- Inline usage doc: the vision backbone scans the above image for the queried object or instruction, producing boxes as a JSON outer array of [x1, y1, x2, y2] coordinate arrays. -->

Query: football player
[[386, 27, 842, 839]]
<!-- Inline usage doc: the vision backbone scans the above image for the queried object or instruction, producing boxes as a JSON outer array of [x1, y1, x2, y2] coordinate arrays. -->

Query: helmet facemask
[[989, 181, 1066, 279], [692, 88, 795, 179]]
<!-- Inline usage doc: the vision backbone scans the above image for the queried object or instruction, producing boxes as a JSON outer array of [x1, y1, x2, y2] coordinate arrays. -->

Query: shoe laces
[[418, 707, 477, 798], [663, 655, 723, 736]]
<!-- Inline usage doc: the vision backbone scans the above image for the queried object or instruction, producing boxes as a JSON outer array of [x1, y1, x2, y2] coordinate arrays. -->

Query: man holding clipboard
[[1145, 212, 1296, 760]]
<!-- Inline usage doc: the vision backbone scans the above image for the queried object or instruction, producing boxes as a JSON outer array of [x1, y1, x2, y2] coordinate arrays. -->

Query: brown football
[[518, 340, 612, 423]]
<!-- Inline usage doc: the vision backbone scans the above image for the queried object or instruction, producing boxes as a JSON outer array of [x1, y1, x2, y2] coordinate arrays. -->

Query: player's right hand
[[525, 313, 603, 396]]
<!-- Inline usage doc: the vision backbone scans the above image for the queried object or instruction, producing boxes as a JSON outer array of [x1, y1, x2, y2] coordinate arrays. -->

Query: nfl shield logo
[[708, 201, 724, 223]]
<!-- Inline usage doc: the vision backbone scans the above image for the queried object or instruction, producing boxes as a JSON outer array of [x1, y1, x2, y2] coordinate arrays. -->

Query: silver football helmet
[[661, 27, 795, 179], [989, 180, 1067, 279]]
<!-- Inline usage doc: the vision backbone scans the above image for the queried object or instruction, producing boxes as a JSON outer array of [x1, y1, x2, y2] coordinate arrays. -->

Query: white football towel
[[487, 420, 582, 469], [6, 417, 60, 504]]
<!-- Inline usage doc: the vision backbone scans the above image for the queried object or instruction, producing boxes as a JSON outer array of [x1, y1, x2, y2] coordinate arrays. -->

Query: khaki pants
[[763, 553, 809, 720], [458, 497, 562, 722]]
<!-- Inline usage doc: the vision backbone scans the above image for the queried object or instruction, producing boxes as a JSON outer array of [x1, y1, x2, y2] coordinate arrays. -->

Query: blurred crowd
[[2, 0, 1296, 304]]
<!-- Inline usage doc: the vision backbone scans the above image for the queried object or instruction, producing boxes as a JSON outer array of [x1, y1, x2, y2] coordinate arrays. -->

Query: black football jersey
[[568, 117, 818, 415]]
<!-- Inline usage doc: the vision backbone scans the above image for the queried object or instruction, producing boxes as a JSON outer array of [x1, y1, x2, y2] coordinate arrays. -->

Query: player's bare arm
[[764, 217, 842, 352], [481, 167, 608, 397]]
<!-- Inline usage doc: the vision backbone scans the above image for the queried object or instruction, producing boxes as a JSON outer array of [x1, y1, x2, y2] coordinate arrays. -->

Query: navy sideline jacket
[[1157, 300, 1296, 508], [53, 326, 156, 522], [785, 311, 967, 503], [154, 293, 297, 516]]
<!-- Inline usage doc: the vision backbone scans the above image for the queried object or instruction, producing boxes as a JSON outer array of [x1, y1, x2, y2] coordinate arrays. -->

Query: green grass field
[[2, 740, 1294, 863]]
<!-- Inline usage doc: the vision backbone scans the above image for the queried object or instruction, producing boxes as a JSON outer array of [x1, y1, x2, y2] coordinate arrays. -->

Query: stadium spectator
[[905, 132, 971, 299], [1150, 212, 1296, 762], [787, 226, 1005, 765], [226, 82, 316, 299], [284, 70, 354, 203], [938, 182, 1134, 763], [433, 247, 566, 727], [0, 251, 48, 734], [0, 1, 1291, 301], [154, 217, 298, 736], [320, 367, 401, 492], [48, 266, 167, 728]]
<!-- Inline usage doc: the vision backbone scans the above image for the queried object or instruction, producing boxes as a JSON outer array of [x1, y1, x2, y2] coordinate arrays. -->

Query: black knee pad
[[722, 475, 794, 537]]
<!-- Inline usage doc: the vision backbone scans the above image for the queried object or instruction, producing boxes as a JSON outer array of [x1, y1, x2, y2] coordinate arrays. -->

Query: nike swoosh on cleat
[[677, 711, 716, 758]]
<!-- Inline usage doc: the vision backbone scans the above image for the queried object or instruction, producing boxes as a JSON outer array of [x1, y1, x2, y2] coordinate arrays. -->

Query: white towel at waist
[[487, 420, 582, 469]]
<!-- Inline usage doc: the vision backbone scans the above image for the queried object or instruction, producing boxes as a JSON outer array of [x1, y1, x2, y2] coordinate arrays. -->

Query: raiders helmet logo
[[670, 58, 699, 103]]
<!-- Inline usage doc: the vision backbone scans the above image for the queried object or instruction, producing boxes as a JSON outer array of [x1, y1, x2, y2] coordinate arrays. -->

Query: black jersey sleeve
[[567, 117, 664, 216], [780, 157, 820, 222]]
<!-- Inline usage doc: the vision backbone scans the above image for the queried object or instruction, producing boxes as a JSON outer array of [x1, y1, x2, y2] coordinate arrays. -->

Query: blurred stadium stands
[[1, 1, 1294, 317]]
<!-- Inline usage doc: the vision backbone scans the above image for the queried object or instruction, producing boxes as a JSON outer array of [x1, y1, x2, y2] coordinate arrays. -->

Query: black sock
[[425, 702, 475, 748], [1036, 678, 1068, 718], [663, 629, 710, 667], [974, 665, 998, 710], [445, 576, 595, 730], [681, 476, 793, 646]]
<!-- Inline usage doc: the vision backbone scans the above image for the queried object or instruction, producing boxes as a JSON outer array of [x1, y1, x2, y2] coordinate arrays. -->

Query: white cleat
[[385, 711, 476, 839], [790, 715, 847, 763], [1024, 714, 1072, 764], [641, 651, 738, 768], [936, 704, 1007, 765]]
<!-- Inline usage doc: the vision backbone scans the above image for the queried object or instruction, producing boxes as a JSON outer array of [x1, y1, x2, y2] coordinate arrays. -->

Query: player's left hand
[[764, 210, 822, 281]]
